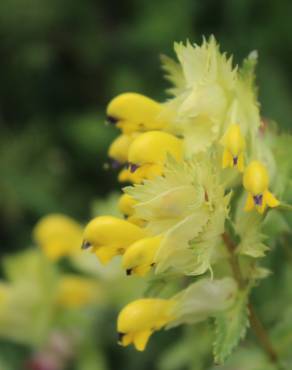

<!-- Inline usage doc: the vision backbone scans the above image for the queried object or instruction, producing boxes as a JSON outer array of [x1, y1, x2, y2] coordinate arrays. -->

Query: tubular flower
[[33, 214, 83, 261], [56, 275, 101, 308], [243, 161, 279, 214], [118, 193, 144, 226], [106, 93, 169, 134], [82, 216, 147, 264], [122, 235, 162, 276], [108, 134, 136, 169], [125, 131, 183, 183], [221, 124, 245, 172], [117, 298, 176, 351]]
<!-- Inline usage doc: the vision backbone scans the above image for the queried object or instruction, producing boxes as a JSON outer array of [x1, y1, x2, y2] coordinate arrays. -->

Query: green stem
[[278, 203, 292, 212], [222, 232, 283, 369]]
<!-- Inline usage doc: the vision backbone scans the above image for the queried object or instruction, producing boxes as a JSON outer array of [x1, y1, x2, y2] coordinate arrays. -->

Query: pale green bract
[[169, 277, 238, 328], [235, 210, 269, 258], [125, 153, 230, 275], [160, 38, 263, 159]]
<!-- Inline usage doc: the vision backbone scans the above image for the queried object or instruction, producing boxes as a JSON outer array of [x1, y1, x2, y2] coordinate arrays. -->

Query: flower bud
[[127, 131, 183, 182], [118, 194, 137, 216], [117, 298, 176, 351], [118, 194, 145, 226], [243, 161, 279, 214], [33, 214, 83, 261], [108, 134, 135, 166], [56, 275, 101, 308], [221, 124, 245, 172], [122, 235, 162, 276], [106, 93, 168, 134], [82, 216, 147, 264]]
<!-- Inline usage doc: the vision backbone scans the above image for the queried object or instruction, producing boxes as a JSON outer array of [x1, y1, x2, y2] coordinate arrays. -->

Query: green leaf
[[278, 203, 292, 212], [235, 211, 268, 258], [213, 290, 249, 364]]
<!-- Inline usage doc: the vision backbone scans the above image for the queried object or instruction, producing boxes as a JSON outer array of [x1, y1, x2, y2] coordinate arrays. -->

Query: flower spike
[[243, 161, 279, 214]]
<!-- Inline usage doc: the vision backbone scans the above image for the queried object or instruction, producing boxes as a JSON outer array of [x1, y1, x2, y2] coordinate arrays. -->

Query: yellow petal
[[118, 194, 137, 216], [127, 215, 146, 227], [243, 161, 269, 195], [257, 198, 267, 214], [128, 131, 183, 167], [222, 149, 233, 169], [244, 193, 254, 212], [121, 333, 133, 347], [95, 246, 118, 265], [237, 153, 244, 173], [264, 190, 280, 208], [133, 330, 152, 351], [133, 264, 152, 277]]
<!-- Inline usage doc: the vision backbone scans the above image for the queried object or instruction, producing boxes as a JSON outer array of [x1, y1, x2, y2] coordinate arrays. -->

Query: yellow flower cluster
[[82, 37, 281, 350]]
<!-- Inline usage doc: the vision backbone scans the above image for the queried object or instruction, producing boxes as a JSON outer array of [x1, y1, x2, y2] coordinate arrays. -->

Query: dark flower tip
[[106, 115, 118, 125]]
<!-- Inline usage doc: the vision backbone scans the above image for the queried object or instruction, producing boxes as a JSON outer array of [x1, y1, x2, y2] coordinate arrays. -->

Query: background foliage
[[0, 1, 292, 369]]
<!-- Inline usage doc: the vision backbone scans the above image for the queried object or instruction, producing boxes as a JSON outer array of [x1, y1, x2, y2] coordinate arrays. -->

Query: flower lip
[[110, 159, 122, 169], [118, 332, 125, 343], [81, 240, 91, 250], [106, 115, 119, 125], [253, 194, 263, 206], [233, 156, 238, 166], [126, 268, 132, 275], [127, 163, 140, 173]]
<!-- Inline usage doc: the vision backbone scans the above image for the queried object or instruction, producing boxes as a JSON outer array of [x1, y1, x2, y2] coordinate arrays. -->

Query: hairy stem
[[248, 303, 280, 365], [222, 232, 282, 368]]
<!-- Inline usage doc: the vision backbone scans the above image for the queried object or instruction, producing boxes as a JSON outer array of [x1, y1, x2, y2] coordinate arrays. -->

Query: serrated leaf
[[160, 54, 185, 96], [235, 210, 269, 258], [213, 290, 249, 364], [239, 50, 258, 95]]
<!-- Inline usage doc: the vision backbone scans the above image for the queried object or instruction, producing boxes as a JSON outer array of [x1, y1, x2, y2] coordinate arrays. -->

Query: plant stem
[[248, 303, 280, 365], [222, 232, 282, 369], [222, 232, 245, 289]]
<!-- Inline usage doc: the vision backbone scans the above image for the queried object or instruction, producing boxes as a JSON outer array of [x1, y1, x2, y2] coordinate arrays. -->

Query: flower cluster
[[82, 37, 284, 358]]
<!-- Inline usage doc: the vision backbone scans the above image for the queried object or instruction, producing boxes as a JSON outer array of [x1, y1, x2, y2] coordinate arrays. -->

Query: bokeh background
[[0, 1, 292, 369]]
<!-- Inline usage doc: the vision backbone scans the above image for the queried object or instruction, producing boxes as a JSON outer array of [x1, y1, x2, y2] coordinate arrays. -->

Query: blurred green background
[[1, 0, 292, 252], [0, 2, 292, 370]]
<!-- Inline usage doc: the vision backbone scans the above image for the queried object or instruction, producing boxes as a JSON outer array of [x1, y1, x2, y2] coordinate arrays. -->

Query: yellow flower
[[82, 216, 147, 264], [243, 161, 279, 214], [122, 235, 162, 276], [221, 124, 245, 172], [33, 214, 83, 261], [118, 193, 144, 226], [56, 275, 101, 308], [126, 131, 183, 183], [106, 93, 169, 134], [117, 167, 146, 183], [117, 298, 176, 351], [108, 134, 136, 168]]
